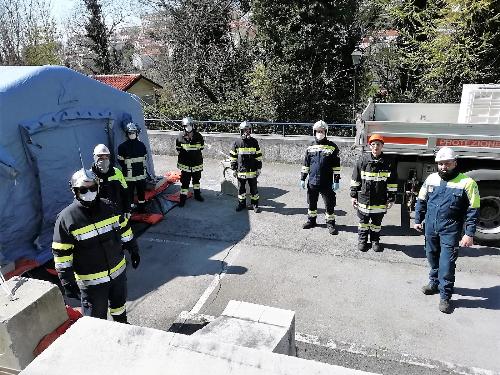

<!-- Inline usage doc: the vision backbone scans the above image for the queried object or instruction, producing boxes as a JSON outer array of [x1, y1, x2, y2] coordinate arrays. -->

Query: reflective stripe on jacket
[[230, 137, 262, 179], [300, 138, 341, 188], [52, 199, 137, 287], [117, 139, 148, 181], [350, 152, 397, 212], [415, 172, 480, 237], [92, 166, 130, 214], [176, 131, 204, 172]]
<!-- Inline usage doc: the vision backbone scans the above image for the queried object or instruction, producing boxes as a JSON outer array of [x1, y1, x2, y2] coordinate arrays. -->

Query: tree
[[148, 0, 256, 120], [0, 0, 61, 66], [251, 0, 363, 122]]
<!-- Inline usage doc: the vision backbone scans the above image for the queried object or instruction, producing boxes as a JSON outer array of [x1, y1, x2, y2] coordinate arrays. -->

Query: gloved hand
[[256, 169, 261, 177], [386, 201, 394, 209], [131, 252, 140, 269], [300, 180, 306, 189], [63, 282, 80, 300], [332, 182, 340, 191]]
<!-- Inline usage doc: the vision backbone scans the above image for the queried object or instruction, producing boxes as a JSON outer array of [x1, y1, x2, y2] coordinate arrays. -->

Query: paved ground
[[127, 155, 500, 374]]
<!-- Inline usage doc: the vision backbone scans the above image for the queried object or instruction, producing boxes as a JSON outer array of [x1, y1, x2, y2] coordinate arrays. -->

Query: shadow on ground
[[454, 285, 500, 310]]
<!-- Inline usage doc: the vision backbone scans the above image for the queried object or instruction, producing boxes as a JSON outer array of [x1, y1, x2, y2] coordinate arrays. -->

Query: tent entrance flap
[[25, 119, 111, 262]]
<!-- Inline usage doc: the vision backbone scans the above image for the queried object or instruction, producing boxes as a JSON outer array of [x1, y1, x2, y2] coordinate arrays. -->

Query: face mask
[[79, 190, 98, 202], [128, 133, 137, 140], [185, 125, 193, 133], [96, 159, 110, 173], [316, 132, 325, 141]]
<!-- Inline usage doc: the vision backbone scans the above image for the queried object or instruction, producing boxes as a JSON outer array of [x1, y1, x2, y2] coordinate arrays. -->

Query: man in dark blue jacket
[[300, 120, 341, 235], [414, 147, 480, 314]]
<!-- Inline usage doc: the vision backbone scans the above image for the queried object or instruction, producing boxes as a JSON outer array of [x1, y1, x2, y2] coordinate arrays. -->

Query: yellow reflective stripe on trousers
[[358, 203, 387, 213], [237, 171, 257, 178], [301, 166, 310, 173], [109, 305, 126, 316], [52, 242, 74, 250], [350, 180, 361, 187], [75, 257, 126, 283], [325, 212, 335, 220], [124, 174, 146, 182], [387, 183, 398, 192], [124, 156, 146, 165], [238, 193, 247, 200], [308, 210, 317, 217], [250, 194, 259, 200], [193, 184, 200, 189], [370, 223, 382, 232], [177, 163, 203, 172], [358, 223, 370, 231]]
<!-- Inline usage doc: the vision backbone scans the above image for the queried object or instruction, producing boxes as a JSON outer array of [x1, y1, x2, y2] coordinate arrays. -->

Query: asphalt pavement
[[127, 155, 500, 374]]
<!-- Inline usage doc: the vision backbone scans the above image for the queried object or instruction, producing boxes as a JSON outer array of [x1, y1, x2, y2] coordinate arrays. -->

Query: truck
[[357, 84, 500, 242]]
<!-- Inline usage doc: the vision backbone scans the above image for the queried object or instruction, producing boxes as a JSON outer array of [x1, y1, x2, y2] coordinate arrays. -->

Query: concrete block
[[195, 300, 296, 356], [0, 277, 67, 370], [21, 317, 379, 375]]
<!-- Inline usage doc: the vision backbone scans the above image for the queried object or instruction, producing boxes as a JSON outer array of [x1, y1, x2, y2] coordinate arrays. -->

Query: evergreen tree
[[83, 0, 113, 73], [251, 0, 362, 122]]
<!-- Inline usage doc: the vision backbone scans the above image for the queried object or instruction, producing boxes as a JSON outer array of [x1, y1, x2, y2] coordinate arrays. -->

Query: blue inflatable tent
[[0, 65, 155, 265]]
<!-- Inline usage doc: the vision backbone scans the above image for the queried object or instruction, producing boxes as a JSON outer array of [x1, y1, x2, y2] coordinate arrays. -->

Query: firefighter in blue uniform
[[350, 134, 397, 252], [300, 120, 341, 235], [52, 168, 140, 323], [230, 121, 263, 212], [91, 144, 130, 218], [176, 117, 205, 207], [414, 147, 480, 314], [117, 122, 148, 212]]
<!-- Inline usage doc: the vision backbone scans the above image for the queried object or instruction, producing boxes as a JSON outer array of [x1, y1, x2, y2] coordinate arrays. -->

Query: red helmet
[[368, 134, 385, 144]]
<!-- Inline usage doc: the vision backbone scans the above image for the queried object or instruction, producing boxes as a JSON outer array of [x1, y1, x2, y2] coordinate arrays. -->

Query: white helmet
[[435, 147, 457, 162], [313, 120, 328, 135], [125, 122, 138, 133], [93, 144, 110, 157], [70, 168, 96, 189]]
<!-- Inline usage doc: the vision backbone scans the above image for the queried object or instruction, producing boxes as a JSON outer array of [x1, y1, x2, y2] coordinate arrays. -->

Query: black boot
[[358, 239, 369, 252], [372, 241, 384, 252], [235, 201, 246, 212], [194, 190, 204, 202], [326, 221, 338, 235], [112, 313, 129, 324], [439, 299, 453, 314], [302, 218, 317, 229], [178, 194, 186, 207]]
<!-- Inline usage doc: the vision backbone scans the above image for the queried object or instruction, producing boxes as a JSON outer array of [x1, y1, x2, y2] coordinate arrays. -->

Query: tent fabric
[[0, 65, 155, 264]]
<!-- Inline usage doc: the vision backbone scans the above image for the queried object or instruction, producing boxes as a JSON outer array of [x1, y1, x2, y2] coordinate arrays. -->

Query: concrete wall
[[147, 131, 358, 167]]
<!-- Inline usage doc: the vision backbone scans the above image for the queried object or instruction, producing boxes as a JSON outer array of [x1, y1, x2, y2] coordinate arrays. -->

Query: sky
[[51, 0, 76, 23]]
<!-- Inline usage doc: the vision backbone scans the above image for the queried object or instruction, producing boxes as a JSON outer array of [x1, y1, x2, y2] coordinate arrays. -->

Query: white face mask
[[128, 133, 137, 140], [96, 159, 110, 173], [79, 190, 98, 202], [316, 132, 325, 141], [185, 125, 193, 133]]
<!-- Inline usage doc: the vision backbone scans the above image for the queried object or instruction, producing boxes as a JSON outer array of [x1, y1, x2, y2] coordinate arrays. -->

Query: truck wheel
[[475, 184, 500, 243]]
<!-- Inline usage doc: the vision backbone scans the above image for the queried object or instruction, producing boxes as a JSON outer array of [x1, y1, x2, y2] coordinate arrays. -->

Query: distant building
[[91, 74, 162, 105]]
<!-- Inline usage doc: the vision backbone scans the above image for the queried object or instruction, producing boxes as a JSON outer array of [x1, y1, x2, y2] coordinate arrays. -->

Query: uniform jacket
[[92, 165, 130, 214], [52, 198, 138, 287], [350, 152, 397, 213], [415, 172, 480, 239], [301, 138, 341, 188], [176, 131, 204, 172], [117, 139, 147, 182], [230, 137, 263, 179]]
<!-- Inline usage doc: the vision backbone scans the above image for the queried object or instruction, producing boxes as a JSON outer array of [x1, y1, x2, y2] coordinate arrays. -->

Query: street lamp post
[[351, 49, 363, 120]]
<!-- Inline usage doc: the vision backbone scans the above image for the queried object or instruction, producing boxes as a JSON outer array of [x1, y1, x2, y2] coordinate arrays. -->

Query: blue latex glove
[[332, 182, 340, 191], [300, 180, 306, 189]]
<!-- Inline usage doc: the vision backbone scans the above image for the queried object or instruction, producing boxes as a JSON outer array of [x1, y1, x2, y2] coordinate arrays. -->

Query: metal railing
[[145, 119, 355, 137]]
